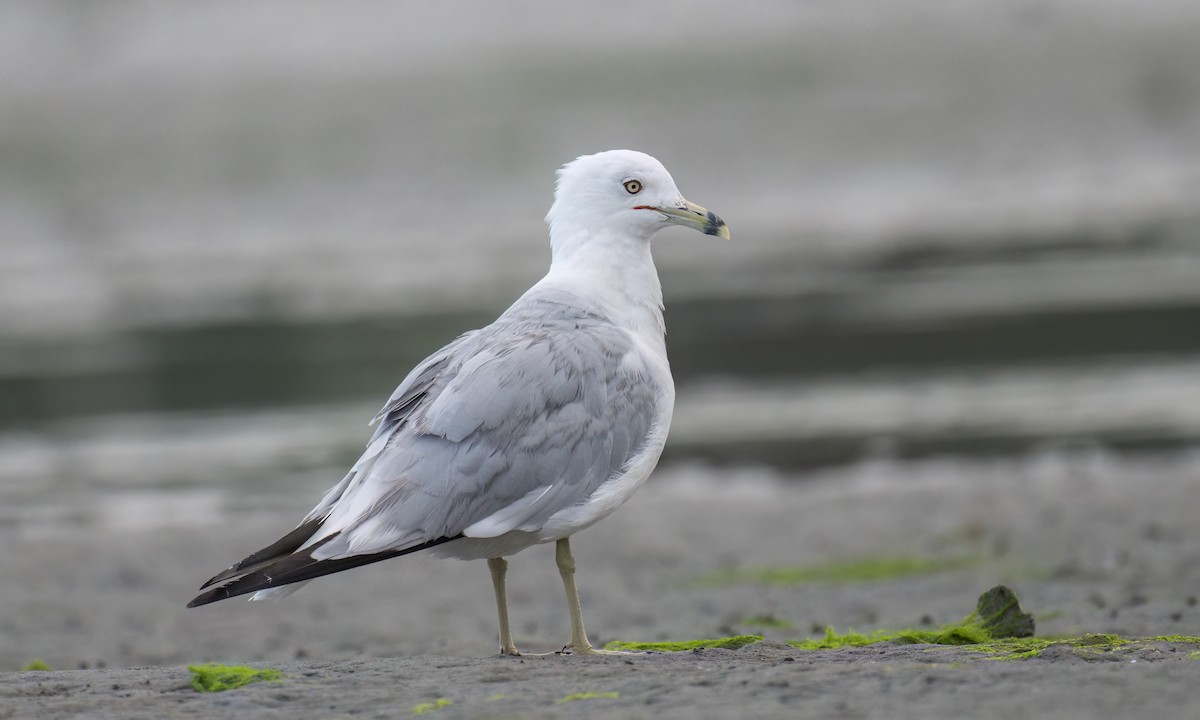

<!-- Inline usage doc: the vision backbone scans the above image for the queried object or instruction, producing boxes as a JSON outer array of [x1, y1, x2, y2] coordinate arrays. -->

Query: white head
[[544, 150, 729, 249]]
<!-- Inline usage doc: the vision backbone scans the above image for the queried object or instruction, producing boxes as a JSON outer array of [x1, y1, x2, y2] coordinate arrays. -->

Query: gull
[[187, 149, 729, 656]]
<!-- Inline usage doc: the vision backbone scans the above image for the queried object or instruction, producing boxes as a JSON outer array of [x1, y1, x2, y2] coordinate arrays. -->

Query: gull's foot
[[495, 643, 640, 657]]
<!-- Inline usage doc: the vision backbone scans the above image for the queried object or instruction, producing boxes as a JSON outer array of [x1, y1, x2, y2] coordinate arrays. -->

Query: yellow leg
[[555, 537, 630, 656], [487, 557, 520, 656]]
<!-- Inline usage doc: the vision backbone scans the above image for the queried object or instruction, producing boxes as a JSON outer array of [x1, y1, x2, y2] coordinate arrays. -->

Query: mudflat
[[4, 451, 1198, 719]]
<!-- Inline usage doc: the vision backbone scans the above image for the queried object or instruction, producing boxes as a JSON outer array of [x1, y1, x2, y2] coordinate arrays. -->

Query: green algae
[[1075, 633, 1130, 647], [968, 585, 1036, 637], [699, 556, 975, 587], [901, 632, 1200, 661], [20, 659, 52, 671], [188, 663, 283, 692], [411, 698, 452, 714], [784, 582, 1200, 662], [963, 637, 1057, 660], [603, 634, 763, 652], [966, 633, 1132, 660], [967, 634, 1200, 660], [789, 627, 1147, 660], [790, 625, 993, 650], [1147, 634, 1200, 643], [786, 586, 1200, 661], [791, 585, 1034, 651], [557, 691, 620, 704]]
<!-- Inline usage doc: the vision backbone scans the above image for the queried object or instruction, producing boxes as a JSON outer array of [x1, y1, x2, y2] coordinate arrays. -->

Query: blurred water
[[3, 1, 1200, 534]]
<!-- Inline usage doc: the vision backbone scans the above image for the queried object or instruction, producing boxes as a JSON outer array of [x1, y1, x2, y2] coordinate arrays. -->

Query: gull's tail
[[186, 520, 460, 607]]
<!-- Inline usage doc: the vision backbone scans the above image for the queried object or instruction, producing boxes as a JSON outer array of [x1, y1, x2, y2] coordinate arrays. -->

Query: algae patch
[[1148, 634, 1200, 643], [790, 625, 991, 650], [188, 663, 283, 692], [604, 589, 1032, 654], [791, 585, 1035, 651], [412, 698, 452, 714], [969, 585, 1036, 637], [603, 634, 763, 652], [806, 631, 1200, 661], [20, 660, 52, 672], [964, 633, 1132, 660], [557, 691, 620, 704], [786, 587, 1200, 661], [700, 556, 974, 587]]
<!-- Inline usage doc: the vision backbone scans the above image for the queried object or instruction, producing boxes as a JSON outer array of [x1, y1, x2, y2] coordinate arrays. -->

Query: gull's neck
[[536, 224, 667, 353]]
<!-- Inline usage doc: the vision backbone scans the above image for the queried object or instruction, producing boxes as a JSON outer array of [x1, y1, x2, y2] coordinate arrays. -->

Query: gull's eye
[[623, 179, 642, 195]]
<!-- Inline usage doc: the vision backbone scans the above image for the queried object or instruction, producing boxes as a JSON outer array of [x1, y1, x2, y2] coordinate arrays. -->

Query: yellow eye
[[623, 179, 642, 194]]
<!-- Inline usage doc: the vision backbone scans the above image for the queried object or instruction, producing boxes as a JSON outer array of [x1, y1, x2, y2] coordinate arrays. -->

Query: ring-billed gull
[[187, 149, 729, 656]]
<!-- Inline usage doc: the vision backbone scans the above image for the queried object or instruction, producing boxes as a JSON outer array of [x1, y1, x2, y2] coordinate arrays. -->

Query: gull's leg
[[555, 537, 631, 656], [487, 557, 521, 656]]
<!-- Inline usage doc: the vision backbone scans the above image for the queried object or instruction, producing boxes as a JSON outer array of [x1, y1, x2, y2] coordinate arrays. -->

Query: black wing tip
[[186, 517, 332, 607], [187, 567, 250, 607], [187, 575, 253, 608], [186, 590, 224, 608], [203, 517, 329, 588], [187, 580, 250, 608], [198, 565, 239, 591], [184, 535, 464, 610]]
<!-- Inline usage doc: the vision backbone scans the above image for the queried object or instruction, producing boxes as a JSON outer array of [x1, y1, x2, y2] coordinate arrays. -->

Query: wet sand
[[6, 641, 1198, 720], [4, 450, 1199, 718]]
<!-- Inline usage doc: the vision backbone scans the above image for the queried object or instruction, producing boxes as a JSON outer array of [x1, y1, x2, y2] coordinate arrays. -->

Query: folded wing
[[188, 300, 660, 606]]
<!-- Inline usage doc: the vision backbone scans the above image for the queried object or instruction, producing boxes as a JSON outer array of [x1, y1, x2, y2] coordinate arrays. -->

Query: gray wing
[[300, 303, 662, 560], [187, 299, 665, 606]]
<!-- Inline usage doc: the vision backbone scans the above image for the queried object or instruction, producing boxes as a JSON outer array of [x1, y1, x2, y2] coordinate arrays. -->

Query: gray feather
[[303, 293, 662, 559]]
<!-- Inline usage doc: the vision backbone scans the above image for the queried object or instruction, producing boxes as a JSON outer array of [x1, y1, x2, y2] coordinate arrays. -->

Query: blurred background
[[3, 0, 1200, 669]]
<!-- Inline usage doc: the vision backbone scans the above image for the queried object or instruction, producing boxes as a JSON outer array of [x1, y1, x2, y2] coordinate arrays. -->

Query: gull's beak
[[639, 198, 730, 240]]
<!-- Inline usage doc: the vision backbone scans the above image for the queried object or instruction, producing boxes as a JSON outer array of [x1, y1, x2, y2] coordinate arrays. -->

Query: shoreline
[[5, 639, 1198, 720]]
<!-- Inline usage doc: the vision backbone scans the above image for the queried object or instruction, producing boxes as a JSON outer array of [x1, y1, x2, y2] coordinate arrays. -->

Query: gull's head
[[545, 149, 729, 246]]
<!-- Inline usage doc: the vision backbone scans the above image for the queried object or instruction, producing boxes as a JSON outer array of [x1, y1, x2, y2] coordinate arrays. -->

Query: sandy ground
[[5, 641, 1199, 720], [3, 448, 1199, 719]]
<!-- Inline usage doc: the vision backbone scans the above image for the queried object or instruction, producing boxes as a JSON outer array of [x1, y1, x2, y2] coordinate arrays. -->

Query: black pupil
[[627, 181, 639, 193]]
